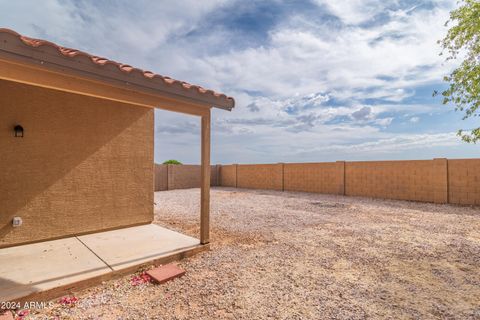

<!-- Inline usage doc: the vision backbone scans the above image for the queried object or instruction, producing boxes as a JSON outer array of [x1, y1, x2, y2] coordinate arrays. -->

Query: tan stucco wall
[[0, 80, 154, 248]]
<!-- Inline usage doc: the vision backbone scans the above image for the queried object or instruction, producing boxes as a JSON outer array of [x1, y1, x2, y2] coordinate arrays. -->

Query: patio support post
[[200, 110, 211, 244]]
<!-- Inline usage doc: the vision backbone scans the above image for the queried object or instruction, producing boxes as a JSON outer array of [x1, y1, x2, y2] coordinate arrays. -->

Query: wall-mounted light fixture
[[14, 125, 24, 138]]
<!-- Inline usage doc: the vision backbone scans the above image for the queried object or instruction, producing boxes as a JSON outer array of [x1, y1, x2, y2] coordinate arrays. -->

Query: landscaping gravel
[[30, 187, 480, 319]]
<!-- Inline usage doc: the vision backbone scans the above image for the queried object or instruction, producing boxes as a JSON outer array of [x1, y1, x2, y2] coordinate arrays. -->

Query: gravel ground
[[27, 187, 480, 319]]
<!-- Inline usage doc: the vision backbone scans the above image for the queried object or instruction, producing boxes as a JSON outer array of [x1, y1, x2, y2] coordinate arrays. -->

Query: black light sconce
[[14, 125, 24, 138]]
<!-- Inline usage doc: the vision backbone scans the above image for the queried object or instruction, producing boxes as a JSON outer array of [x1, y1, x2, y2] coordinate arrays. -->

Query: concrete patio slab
[[78, 224, 199, 271], [0, 237, 111, 302], [0, 224, 205, 302]]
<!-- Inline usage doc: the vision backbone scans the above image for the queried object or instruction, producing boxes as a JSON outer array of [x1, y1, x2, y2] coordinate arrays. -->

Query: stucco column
[[200, 110, 211, 244]]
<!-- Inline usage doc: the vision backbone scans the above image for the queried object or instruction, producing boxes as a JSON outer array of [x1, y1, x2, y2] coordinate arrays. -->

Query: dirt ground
[[28, 187, 480, 319]]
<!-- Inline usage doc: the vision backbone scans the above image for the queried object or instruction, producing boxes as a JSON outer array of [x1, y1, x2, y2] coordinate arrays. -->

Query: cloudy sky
[[2, 0, 478, 164]]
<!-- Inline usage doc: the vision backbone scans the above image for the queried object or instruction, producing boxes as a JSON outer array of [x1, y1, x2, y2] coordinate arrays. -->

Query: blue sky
[[2, 0, 478, 164]]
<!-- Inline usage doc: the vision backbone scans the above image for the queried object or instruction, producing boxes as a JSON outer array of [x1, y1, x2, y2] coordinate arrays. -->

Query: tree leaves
[[439, 0, 480, 143]]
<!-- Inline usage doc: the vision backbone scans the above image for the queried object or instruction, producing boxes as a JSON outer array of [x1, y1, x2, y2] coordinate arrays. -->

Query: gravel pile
[[30, 187, 480, 319]]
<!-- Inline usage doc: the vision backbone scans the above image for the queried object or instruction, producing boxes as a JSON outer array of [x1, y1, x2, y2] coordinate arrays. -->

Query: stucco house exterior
[[0, 28, 234, 249]]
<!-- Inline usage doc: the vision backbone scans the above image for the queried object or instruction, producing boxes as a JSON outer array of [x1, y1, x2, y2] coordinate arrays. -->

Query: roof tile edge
[[0, 28, 235, 110]]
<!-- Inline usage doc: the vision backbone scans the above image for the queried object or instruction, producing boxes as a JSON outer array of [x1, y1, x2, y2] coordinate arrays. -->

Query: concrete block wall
[[154, 165, 168, 191], [154, 159, 480, 206], [284, 162, 344, 194], [219, 164, 237, 187], [211, 165, 221, 187], [237, 164, 284, 190], [213, 159, 480, 206], [448, 159, 480, 205], [168, 165, 201, 190], [345, 160, 436, 202], [433, 158, 448, 204], [154, 164, 219, 191]]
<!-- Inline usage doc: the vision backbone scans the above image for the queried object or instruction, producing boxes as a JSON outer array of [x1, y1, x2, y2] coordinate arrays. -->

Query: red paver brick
[[146, 264, 185, 284]]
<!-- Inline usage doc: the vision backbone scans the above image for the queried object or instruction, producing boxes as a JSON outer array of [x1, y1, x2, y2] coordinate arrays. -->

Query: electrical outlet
[[12, 217, 22, 227]]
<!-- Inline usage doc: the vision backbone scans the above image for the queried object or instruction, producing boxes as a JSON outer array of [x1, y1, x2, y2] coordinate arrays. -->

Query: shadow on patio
[[0, 224, 203, 302]]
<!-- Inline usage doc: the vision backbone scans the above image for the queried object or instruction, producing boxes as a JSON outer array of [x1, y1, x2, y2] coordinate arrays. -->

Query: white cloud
[[203, 2, 456, 102], [300, 132, 460, 154], [313, 0, 399, 25], [351, 107, 373, 121], [2, 0, 476, 163]]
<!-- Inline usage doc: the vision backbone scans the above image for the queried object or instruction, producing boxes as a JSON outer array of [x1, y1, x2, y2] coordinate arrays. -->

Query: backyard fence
[[154, 164, 220, 191], [155, 158, 480, 205]]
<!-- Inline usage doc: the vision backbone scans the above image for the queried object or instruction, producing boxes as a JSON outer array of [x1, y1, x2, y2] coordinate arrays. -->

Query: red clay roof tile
[[0, 28, 234, 110]]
